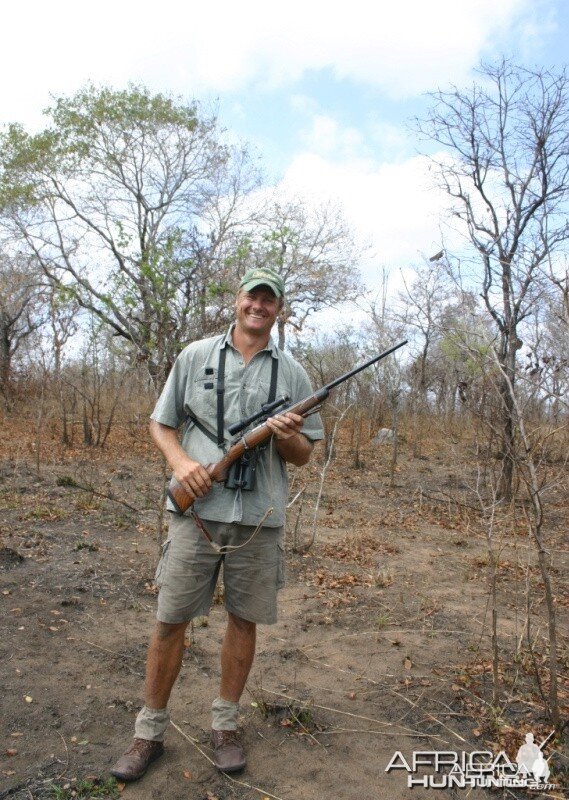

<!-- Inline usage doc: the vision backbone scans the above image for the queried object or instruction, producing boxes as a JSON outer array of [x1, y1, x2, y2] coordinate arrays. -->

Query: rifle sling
[[190, 506, 274, 554]]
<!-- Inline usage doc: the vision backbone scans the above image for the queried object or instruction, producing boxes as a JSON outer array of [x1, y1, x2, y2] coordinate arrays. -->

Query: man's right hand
[[149, 421, 213, 500], [173, 457, 213, 498]]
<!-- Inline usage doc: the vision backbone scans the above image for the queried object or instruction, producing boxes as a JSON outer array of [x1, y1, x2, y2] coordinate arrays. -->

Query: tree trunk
[[277, 317, 286, 350], [497, 332, 517, 502], [0, 311, 12, 392], [497, 375, 515, 501]]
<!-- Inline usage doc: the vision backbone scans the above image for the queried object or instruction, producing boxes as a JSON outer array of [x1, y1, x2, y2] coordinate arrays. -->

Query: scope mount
[[228, 395, 291, 437]]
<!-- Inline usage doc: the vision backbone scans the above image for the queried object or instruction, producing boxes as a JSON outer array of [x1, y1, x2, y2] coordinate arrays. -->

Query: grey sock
[[211, 696, 239, 731], [134, 705, 170, 741]]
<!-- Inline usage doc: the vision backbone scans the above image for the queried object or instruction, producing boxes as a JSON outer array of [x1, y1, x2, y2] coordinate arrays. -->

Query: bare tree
[[62, 315, 132, 448], [491, 348, 564, 730], [418, 60, 569, 499], [397, 259, 449, 400], [245, 196, 363, 348], [292, 329, 364, 460], [362, 275, 408, 446]]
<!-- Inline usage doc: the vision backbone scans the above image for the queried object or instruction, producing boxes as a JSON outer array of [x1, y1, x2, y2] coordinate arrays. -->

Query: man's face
[[235, 286, 282, 338]]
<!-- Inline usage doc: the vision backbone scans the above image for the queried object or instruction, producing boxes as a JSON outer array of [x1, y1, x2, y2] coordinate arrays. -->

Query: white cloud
[[368, 121, 412, 161], [281, 150, 451, 275], [160, 0, 536, 96], [1, 0, 545, 129], [300, 115, 365, 159]]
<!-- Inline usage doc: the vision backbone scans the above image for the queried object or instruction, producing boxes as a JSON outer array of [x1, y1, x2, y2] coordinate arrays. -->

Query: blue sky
[[1, 0, 567, 299]]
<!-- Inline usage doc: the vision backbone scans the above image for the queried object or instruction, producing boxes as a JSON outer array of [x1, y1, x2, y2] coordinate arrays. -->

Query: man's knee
[[227, 612, 256, 637], [153, 620, 188, 642]]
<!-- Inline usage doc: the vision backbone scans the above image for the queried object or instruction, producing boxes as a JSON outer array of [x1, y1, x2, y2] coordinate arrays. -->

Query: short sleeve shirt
[[151, 326, 324, 527]]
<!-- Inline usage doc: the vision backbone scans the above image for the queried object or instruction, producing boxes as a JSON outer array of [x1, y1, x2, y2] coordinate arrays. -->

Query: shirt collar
[[223, 323, 279, 359]]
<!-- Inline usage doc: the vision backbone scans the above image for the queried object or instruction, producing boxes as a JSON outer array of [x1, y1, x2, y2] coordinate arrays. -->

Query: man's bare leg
[[110, 621, 188, 781], [219, 611, 256, 702], [211, 612, 256, 772], [144, 620, 188, 709]]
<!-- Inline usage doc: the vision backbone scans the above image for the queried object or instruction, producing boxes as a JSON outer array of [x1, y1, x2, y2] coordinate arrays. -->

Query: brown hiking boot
[[211, 728, 246, 773], [110, 737, 164, 781]]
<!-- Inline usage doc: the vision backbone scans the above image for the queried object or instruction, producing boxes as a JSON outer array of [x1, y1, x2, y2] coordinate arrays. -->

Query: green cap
[[239, 267, 285, 298]]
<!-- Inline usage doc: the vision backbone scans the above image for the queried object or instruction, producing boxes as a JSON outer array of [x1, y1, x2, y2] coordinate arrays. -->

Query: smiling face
[[234, 285, 283, 340]]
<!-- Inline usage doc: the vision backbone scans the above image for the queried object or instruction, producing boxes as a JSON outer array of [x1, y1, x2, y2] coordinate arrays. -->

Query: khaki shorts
[[155, 514, 285, 625]]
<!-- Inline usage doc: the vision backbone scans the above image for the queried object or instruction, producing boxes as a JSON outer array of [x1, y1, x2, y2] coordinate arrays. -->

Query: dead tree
[[418, 60, 569, 499]]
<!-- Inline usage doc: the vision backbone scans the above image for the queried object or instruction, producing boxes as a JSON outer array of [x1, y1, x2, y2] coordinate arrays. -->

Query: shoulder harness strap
[[216, 346, 227, 448], [268, 355, 278, 404], [186, 348, 279, 450]]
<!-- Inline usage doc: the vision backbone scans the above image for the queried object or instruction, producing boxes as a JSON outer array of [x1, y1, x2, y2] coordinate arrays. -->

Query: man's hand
[[149, 420, 213, 499], [173, 456, 213, 498], [266, 411, 305, 440], [266, 411, 314, 466]]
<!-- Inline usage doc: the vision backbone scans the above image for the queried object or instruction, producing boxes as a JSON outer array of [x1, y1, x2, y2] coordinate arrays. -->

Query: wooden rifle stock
[[166, 339, 407, 514]]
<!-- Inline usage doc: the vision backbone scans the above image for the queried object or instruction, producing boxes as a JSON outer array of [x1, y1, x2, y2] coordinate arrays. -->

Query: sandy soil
[[0, 421, 567, 800]]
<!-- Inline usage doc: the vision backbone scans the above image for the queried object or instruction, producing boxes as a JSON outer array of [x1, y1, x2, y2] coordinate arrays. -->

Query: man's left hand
[[266, 411, 305, 440]]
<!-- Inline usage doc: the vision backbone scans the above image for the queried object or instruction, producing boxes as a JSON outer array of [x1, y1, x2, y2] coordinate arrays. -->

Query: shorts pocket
[[276, 541, 286, 589], [154, 539, 171, 588]]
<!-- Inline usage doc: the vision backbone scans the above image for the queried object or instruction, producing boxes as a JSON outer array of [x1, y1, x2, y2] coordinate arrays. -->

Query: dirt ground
[[0, 415, 567, 800]]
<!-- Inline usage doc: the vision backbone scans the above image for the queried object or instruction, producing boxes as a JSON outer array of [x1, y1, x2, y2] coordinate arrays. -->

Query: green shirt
[[151, 326, 324, 527]]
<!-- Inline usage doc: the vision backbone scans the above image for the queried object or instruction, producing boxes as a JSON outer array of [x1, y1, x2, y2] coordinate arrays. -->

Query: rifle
[[167, 339, 407, 514]]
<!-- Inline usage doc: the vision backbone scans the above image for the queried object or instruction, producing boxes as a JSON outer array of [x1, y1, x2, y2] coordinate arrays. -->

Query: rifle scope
[[228, 395, 291, 436]]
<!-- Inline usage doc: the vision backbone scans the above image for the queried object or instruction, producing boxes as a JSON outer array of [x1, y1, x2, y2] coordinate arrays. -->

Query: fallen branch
[[385, 686, 467, 744], [415, 486, 481, 512], [170, 720, 286, 800], [259, 688, 441, 741], [55, 732, 69, 781], [56, 474, 139, 512]]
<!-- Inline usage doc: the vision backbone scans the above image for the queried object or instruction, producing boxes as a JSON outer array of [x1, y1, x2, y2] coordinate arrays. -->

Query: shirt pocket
[[189, 367, 218, 420]]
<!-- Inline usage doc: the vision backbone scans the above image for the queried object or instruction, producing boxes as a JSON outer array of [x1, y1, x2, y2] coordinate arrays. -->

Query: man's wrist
[[277, 430, 300, 442], [170, 452, 193, 473]]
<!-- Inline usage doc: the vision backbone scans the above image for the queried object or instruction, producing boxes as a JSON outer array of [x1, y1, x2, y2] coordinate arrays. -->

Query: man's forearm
[[266, 411, 314, 466], [149, 420, 187, 471], [275, 433, 313, 466]]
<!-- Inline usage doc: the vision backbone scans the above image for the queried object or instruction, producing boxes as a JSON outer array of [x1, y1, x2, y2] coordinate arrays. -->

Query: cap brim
[[240, 279, 283, 297]]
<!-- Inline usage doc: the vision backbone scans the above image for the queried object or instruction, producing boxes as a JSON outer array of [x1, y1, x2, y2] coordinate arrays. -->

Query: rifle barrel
[[323, 340, 407, 392]]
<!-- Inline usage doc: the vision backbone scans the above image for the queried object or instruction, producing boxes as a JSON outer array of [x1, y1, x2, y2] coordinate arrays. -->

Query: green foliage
[[73, 541, 99, 552], [56, 475, 79, 487], [439, 334, 490, 376], [0, 82, 361, 370], [0, 82, 236, 378], [50, 83, 199, 137], [207, 280, 233, 298], [261, 225, 300, 268], [49, 777, 120, 799], [0, 125, 54, 210]]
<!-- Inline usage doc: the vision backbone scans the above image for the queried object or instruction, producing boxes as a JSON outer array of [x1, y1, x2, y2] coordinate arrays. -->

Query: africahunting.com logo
[[385, 731, 557, 790]]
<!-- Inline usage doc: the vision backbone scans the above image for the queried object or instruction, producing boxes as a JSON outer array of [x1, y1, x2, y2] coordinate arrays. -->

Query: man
[[111, 267, 323, 780]]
